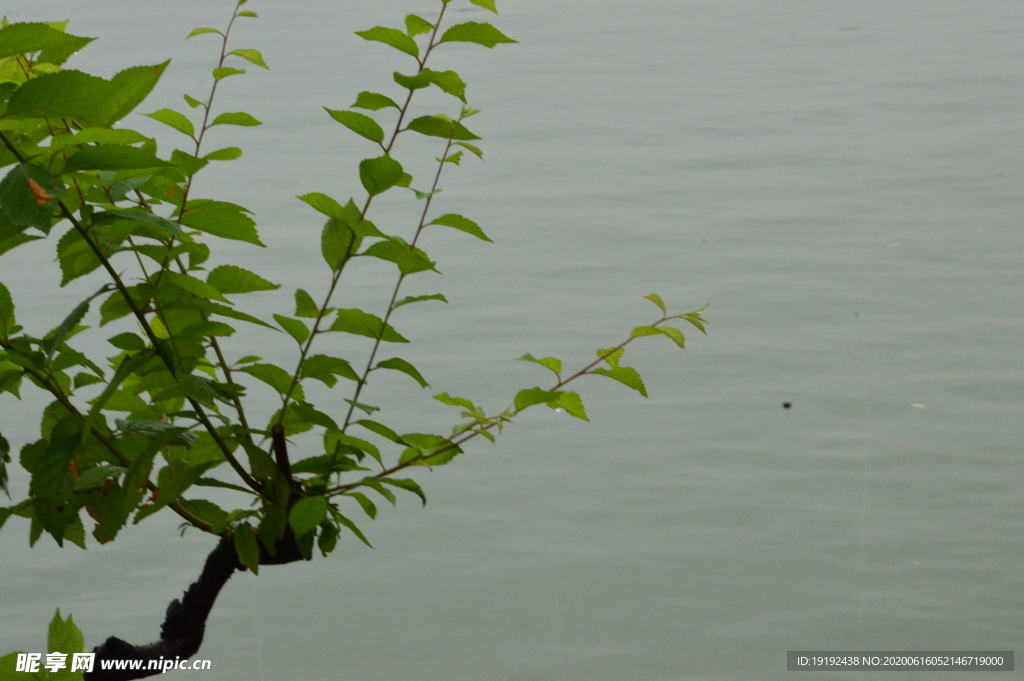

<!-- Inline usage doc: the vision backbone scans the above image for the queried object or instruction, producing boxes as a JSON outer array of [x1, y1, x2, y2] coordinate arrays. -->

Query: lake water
[[2, 1, 1022, 679]]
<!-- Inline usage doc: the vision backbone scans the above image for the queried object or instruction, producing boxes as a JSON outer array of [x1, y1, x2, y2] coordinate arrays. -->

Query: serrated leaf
[[187, 27, 222, 39], [48, 609, 85, 655], [162, 271, 231, 303], [210, 111, 261, 127], [376, 357, 429, 388], [423, 68, 466, 102], [207, 264, 279, 294], [321, 218, 357, 271], [331, 509, 373, 548], [203, 146, 243, 161], [94, 208, 185, 239], [439, 21, 516, 48], [298, 192, 346, 220], [631, 325, 684, 348], [393, 293, 447, 309], [592, 366, 647, 397], [0, 21, 91, 61], [234, 524, 259, 574], [329, 308, 408, 342], [554, 391, 588, 420], [107, 332, 146, 351], [359, 154, 404, 196], [3, 69, 111, 122], [212, 67, 246, 80], [301, 354, 359, 387], [274, 314, 309, 345], [362, 238, 435, 274], [0, 163, 66, 231], [433, 392, 477, 411], [597, 347, 623, 368], [513, 387, 558, 412], [519, 353, 561, 378], [393, 70, 432, 91], [0, 282, 15, 339], [468, 0, 499, 13], [237, 363, 301, 399], [405, 14, 434, 37], [406, 115, 480, 141], [289, 495, 327, 537], [454, 141, 483, 159], [644, 293, 667, 315], [294, 289, 319, 318], [355, 26, 419, 58], [325, 108, 385, 144], [144, 108, 195, 137], [229, 48, 269, 69], [430, 213, 491, 241], [179, 200, 263, 246], [355, 419, 405, 445], [352, 91, 399, 111]]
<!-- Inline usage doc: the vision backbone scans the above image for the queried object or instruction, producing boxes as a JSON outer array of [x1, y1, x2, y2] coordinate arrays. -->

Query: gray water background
[[1, 1, 1022, 679]]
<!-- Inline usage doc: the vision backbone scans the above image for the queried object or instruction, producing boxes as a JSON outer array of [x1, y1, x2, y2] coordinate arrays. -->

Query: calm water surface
[[2, 1, 1022, 679]]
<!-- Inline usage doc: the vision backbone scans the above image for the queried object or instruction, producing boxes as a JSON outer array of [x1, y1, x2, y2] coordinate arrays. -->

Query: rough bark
[[84, 530, 306, 681]]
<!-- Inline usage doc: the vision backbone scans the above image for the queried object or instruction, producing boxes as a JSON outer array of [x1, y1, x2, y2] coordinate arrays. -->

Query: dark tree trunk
[[84, 530, 306, 681]]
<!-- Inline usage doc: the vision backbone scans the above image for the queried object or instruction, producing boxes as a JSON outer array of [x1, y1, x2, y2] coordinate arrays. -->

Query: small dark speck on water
[[782, 402, 792, 409]]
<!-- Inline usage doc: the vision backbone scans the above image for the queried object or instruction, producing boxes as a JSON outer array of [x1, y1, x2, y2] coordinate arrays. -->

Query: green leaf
[[203, 146, 243, 161], [643, 293, 667, 315], [179, 200, 263, 246], [0, 21, 93, 61], [183, 93, 204, 108], [393, 71, 432, 91], [62, 144, 172, 172], [406, 115, 480, 141], [187, 27, 222, 39], [376, 357, 429, 388], [210, 111, 262, 127], [514, 386, 559, 412], [72, 464, 126, 492], [48, 127, 151, 151], [344, 399, 379, 416], [345, 492, 377, 519], [355, 26, 419, 58], [95, 61, 170, 127], [294, 289, 319, 318], [171, 148, 208, 175], [229, 48, 269, 69], [454, 141, 484, 159], [321, 218, 357, 271], [433, 392, 477, 412], [162, 271, 232, 303], [423, 68, 466, 102], [3, 69, 111, 122], [274, 314, 309, 345], [631, 325, 684, 348], [329, 308, 408, 342], [298, 192, 346, 220], [359, 155, 404, 196], [0, 163, 66, 231], [362, 238, 436, 274], [330, 509, 373, 548], [238, 11, 259, 18], [213, 66, 246, 80], [597, 347, 623, 368], [207, 264, 279, 294], [468, 0, 499, 14], [379, 477, 427, 506], [301, 354, 359, 387], [47, 608, 84, 655], [144, 108, 195, 137], [95, 209, 185, 239], [0, 282, 14, 339], [352, 91, 399, 111], [393, 293, 447, 309], [518, 353, 561, 378], [324, 108, 385, 144], [554, 391, 588, 420], [592, 366, 647, 397], [405, 14, 434, 37], [430, 213, 491, 241], [107, 332, 146, 351], [355, 419, 406, 445], [237, 363, 301, 398], [289, 495, 327, 537], [234, 524, 259, 574], [438, 21, 516, 48]]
